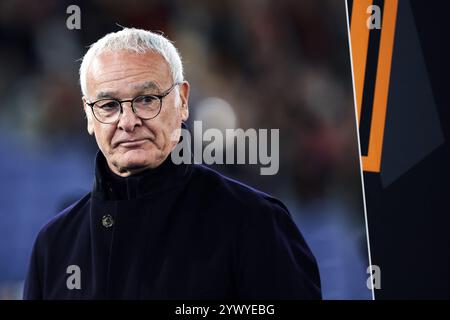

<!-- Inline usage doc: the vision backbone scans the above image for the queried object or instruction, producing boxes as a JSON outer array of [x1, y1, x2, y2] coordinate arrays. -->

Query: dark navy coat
[[23, 151, 321, 299]]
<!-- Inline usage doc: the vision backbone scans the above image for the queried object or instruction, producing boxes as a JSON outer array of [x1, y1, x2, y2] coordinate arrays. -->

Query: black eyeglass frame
[[86, 82, 181, 124]]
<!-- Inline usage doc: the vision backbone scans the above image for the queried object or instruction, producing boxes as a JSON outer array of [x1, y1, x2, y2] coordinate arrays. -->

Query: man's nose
[[117, 102, 142, 132]]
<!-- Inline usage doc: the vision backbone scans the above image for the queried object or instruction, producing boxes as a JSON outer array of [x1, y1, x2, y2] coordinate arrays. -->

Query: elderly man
[[23, 28, 321, 300]]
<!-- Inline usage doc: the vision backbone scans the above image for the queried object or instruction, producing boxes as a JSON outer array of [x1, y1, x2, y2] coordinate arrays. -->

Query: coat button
[[102, 214, 114, 228]]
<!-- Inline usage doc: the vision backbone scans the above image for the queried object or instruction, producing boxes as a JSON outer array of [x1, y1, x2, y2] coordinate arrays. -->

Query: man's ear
[[178, 81, 190, 121], [82, 97, 95, 136]]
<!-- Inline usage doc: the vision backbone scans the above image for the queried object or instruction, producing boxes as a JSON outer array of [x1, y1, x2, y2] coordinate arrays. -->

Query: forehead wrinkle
[[87, 52, 172, 99], [94, 70, 161, 84], [91, 57, 169, 83]]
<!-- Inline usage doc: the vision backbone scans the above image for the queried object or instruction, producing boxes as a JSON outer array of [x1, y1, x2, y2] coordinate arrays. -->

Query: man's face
[[82, 50, 189, 177]]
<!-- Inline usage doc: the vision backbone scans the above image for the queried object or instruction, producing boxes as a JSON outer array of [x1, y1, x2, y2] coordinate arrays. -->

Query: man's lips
[[114, 138, 150, 148]]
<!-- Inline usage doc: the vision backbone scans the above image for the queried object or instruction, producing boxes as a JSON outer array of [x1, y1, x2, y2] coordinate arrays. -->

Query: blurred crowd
[[0, 0, 370, 299]]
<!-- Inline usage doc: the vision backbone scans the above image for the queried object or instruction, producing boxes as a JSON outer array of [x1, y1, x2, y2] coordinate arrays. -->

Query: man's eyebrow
[[133, 81, 160, 92], [96, 91, 118, 99], [94, 81, 161, 100]]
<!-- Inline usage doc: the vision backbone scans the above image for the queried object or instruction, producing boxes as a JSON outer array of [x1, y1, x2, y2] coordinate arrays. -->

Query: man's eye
[[98, 101, 118, 109], [137, 95, 157, 104]]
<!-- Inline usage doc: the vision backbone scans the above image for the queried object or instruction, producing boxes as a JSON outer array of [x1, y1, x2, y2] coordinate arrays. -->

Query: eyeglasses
[[86, 82, 180, 124]]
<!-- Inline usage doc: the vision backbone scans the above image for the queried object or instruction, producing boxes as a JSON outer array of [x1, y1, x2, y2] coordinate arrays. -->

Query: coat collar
[[92, 149, 192, 201]]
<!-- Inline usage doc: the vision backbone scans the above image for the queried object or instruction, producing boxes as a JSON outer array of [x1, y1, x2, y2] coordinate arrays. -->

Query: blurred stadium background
[[0, 0, 371, 299]]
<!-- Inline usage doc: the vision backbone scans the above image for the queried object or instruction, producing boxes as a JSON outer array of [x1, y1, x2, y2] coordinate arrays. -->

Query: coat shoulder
[[191, 164, 291, 219]]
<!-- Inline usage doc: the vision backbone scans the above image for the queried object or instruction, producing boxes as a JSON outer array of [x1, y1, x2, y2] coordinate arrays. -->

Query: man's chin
[[116, 152, 164, 171], [111, 159, 151, 176]]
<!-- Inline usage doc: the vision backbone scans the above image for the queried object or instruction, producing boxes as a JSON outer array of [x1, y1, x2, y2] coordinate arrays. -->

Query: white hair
[[79, 28, 184, 96]]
